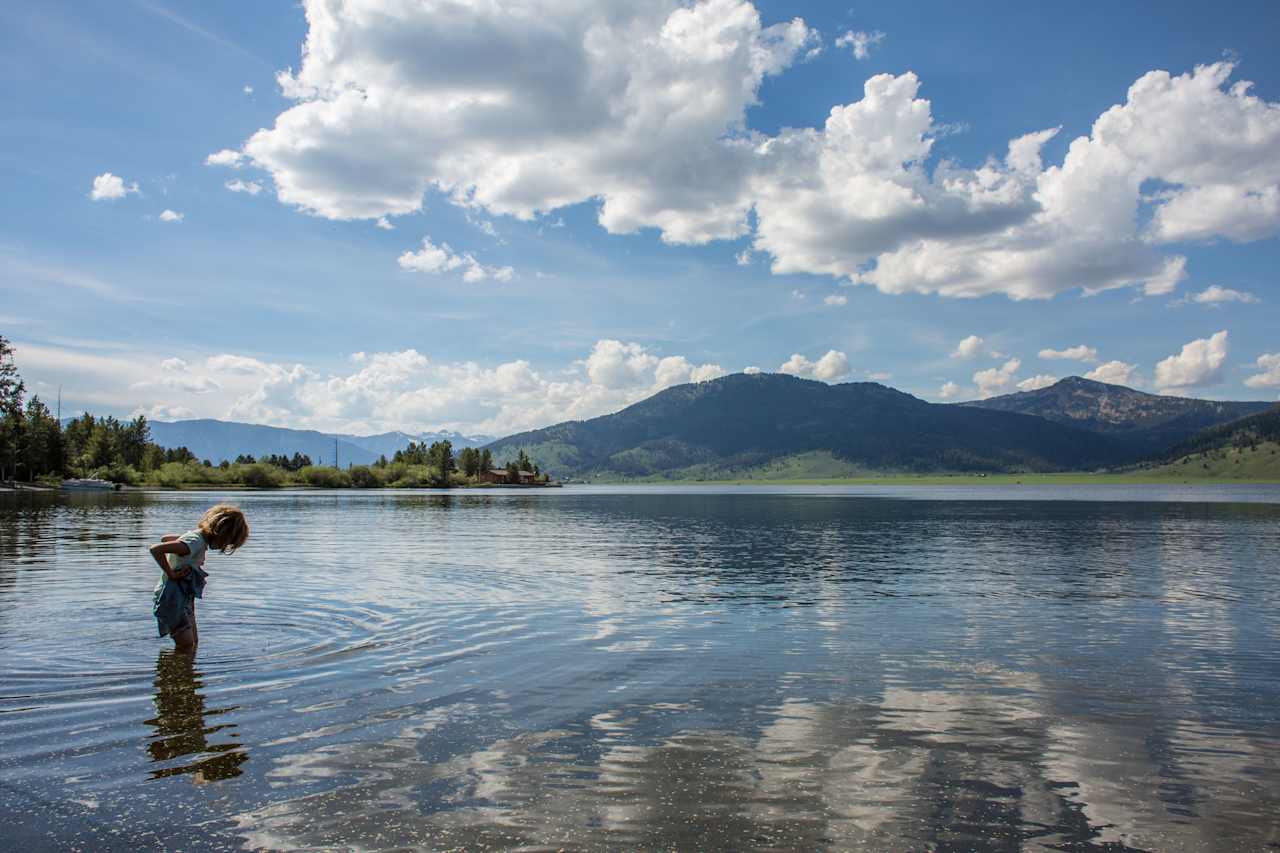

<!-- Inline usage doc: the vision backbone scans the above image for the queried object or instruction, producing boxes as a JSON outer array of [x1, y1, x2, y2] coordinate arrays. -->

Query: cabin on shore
[[480, 468, 542, 485]]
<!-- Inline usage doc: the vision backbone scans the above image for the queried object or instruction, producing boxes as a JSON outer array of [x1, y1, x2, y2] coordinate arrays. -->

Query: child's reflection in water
[[145, 651, 247, 783]]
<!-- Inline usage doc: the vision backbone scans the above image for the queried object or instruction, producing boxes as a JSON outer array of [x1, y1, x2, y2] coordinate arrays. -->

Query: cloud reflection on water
[[232, 664, 1280, 852]]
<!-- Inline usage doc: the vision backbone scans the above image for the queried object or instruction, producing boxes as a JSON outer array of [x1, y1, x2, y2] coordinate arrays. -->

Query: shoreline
[[8, 476, 1279, 494], [583, 473, 1280, 486]]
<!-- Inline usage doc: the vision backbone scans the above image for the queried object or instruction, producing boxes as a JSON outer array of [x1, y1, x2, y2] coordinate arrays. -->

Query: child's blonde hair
[[198, 504, 249, 553]]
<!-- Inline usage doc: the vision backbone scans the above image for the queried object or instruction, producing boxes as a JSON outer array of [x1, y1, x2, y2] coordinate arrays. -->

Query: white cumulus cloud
[[1154, 330, 1229, 391], [158, 209, 184, 223], [778, 350, 851, 382], [938, 381, 962, 399], [1038, 344, 1098, 363], [1186, 285, 1261, 305], [1084, 360, 1139, 386], [951, 335, 987, 360], [239, 0, 816, 244], [755, 62, 1278, 300], [973, 358, 1021, 398], [397, 237, 514, 283], [225, 179, 263, 195], [1017, 374, 1057, 391], [1244, 353, 1280, 389], [213, 340, 734, 435], [218, 4, 1278, 303], [89, 172, 138, 201], [206, 149, 245, 168], [653, 355, 725, 388]]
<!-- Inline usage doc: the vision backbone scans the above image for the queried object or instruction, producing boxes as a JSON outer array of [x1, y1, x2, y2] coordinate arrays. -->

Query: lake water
[[2, 485, 1279, 851]]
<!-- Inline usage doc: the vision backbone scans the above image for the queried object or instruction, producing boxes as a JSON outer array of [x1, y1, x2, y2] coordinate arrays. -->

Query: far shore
[[584, 472, 1280, 486], [7, 474, 1279, 494]]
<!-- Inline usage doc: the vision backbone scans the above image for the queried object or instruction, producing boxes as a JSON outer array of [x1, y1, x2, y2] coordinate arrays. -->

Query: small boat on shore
[[60, 478, 119, 491]]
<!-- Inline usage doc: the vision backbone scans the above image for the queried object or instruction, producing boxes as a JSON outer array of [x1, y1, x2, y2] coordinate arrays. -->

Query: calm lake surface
[[2, 485, 1279, 851]]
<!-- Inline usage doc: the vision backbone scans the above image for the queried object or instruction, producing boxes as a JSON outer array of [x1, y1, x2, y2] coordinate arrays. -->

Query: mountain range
[[485, 374, 1273, 479], [142, 420, 492, 466], [962, 376, 1271, 450], [93, 373, 1270, 477]]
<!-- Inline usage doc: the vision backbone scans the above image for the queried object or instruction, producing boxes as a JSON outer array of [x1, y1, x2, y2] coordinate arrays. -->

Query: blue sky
[[3, 0, 1278, 436]]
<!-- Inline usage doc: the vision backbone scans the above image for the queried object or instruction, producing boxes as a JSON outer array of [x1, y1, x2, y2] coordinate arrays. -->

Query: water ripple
[[1, 486, 1278, 850]]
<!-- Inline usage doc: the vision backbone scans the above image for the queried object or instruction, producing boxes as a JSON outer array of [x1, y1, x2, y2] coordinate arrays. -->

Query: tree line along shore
[[0, 336, 550, 490]]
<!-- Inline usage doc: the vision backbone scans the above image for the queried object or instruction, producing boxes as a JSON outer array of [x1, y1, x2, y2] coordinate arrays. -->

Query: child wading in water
[[151, 504, 249, 651]]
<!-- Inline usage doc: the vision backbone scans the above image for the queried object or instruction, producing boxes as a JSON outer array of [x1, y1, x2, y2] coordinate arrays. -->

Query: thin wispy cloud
[[835, 29, 885, 60], [132, 0, 271, 66]]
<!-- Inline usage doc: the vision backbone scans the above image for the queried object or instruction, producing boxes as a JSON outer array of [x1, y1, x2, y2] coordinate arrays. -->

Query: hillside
[[146, 420, 491, 466], [485, 373, 1135, 479], [1131, 441, 1280, 481], [963, 376, 1270, 449], [1159, 404, 1280, 459]]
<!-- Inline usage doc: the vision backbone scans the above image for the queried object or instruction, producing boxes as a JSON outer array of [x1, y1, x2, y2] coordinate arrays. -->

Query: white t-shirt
[[166, 529, 208, 575]]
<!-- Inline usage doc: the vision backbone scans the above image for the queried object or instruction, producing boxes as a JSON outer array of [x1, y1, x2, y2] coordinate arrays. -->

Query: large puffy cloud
[[1153, 330, 1229, 391], [762, 59, 1274, 295], [584, 340, 659, 387], [778, 350, 850, 381], [234, 0, 814, 245], [751, 62, 1280, 299], [223, 12, 1276, 301], [1151, 185, 1280, 243], [756, 61, 1279, 298]]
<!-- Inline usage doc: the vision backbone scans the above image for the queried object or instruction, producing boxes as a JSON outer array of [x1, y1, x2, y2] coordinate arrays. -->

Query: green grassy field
[[585, 443, 1280, 486]]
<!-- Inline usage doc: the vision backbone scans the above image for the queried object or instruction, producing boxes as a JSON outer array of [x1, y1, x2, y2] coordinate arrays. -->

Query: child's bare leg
[[172, 602, 197, 651], [172, 625, 196, 652]]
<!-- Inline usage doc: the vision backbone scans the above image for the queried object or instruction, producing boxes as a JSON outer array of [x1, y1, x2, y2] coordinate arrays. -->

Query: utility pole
[[56, 386, 62, 422], [334, 438, 339, 469]]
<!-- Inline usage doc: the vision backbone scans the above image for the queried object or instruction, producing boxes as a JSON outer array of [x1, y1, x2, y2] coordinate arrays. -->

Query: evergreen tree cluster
[[235, 452, 314, 471], [389, 439, 457, 480], [456, 446, 494, 477], [1, 334, 196, 483]]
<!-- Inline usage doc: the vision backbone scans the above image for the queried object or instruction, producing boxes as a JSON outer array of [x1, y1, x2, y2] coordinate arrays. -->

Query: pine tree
[[22, 397, 63, 478], [0, 336, 25, 481]]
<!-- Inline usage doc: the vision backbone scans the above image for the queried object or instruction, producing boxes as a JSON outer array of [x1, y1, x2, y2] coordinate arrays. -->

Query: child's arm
[[161, 534, 178, 543], [150, 539, 192, 580]]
